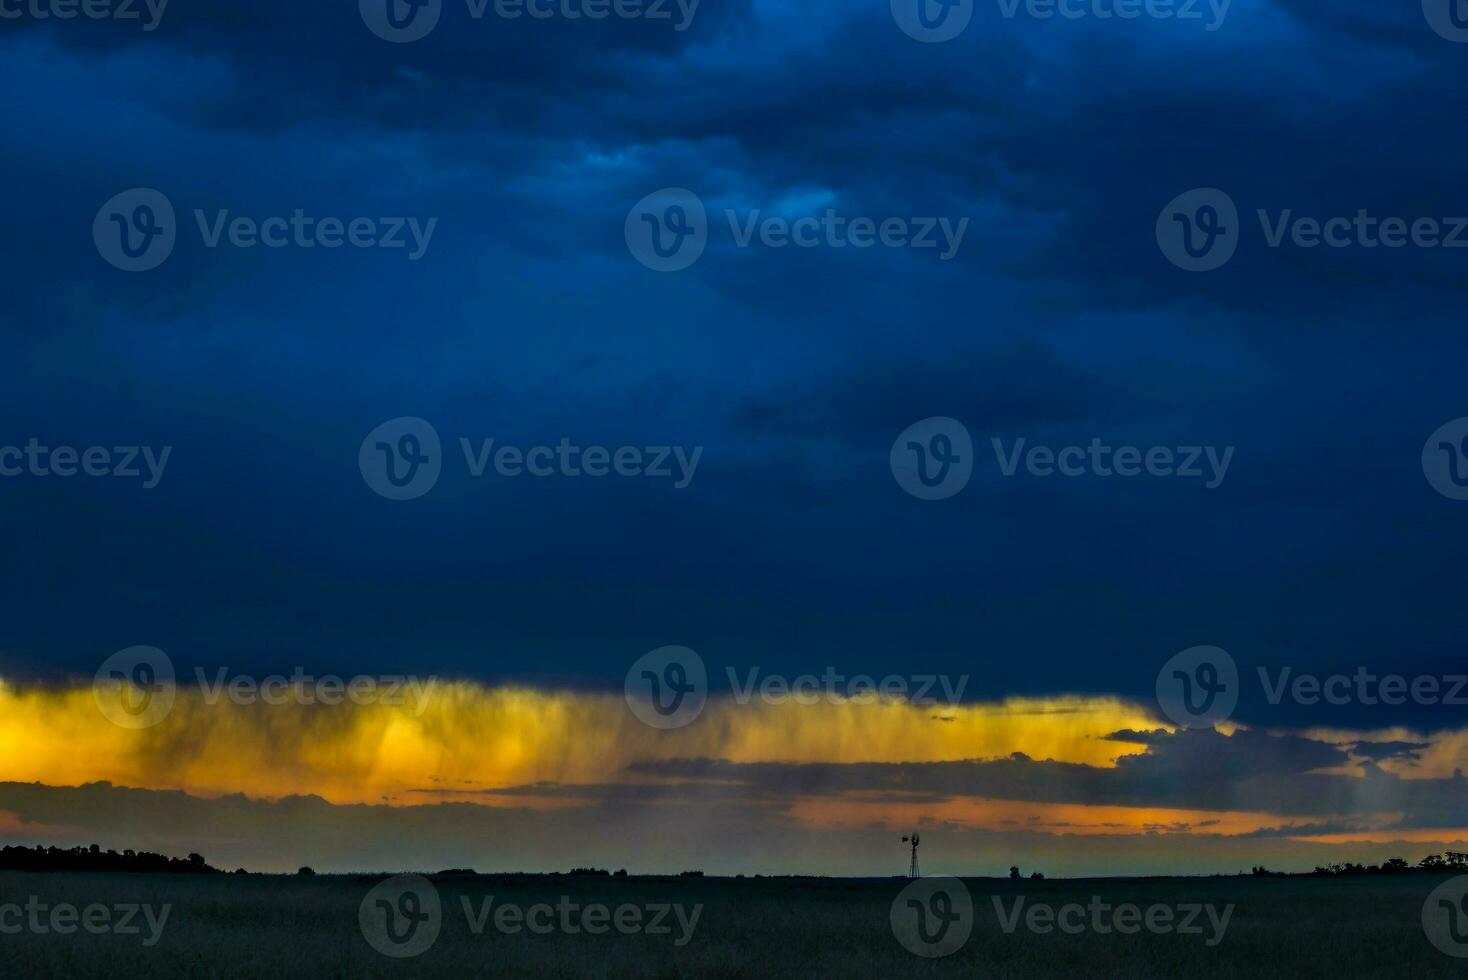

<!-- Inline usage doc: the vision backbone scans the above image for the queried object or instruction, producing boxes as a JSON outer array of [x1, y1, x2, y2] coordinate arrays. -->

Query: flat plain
[[0, 870, 1461, 978]]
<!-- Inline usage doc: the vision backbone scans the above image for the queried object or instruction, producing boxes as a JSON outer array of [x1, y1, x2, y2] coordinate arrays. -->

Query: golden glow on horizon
[[0, 678, 1159, 805], [787, 796, 1304, 837], [1, 677, 1462, 845]]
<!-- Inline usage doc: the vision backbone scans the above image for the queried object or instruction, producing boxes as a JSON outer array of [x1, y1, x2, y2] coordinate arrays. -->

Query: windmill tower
[[902, 833, 921, 878]]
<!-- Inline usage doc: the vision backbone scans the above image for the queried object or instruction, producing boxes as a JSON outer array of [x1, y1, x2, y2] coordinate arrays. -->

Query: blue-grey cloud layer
[[2, 0, 1466, 730]]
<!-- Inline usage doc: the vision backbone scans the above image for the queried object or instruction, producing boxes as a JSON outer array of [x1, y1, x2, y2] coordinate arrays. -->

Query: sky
[[1, 0, 1466, 875]]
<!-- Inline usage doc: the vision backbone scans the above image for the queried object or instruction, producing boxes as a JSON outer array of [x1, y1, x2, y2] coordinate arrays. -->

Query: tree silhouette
[[0, 844, 222, 874]]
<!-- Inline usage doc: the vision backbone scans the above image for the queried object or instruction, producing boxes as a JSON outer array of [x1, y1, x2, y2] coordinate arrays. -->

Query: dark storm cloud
[[1234, 821, 1370, 840], [1, 0, 1466, 736], [3, 0, 756, 120]]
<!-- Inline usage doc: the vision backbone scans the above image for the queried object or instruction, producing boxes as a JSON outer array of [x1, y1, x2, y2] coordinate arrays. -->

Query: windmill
[[902, 833, 921, 878]]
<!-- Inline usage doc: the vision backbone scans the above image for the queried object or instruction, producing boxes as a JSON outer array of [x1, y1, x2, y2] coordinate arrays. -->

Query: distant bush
[[679, 871, 704, 877], [568, 868, 611, 877], [297, 867, 316, 876]]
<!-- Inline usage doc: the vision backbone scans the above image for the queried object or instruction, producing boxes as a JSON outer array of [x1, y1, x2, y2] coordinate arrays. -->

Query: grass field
[[0, 870, 1462, 978]]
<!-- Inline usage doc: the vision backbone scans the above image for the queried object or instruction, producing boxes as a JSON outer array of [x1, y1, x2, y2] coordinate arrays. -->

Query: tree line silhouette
[[1249, 852, 1468, 877], [4, 843, 1467, 879], [0, 844, 225, 875]]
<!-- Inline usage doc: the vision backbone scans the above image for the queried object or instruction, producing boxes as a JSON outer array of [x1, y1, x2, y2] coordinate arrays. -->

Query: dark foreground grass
[[0, 870, 1461, 978]]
